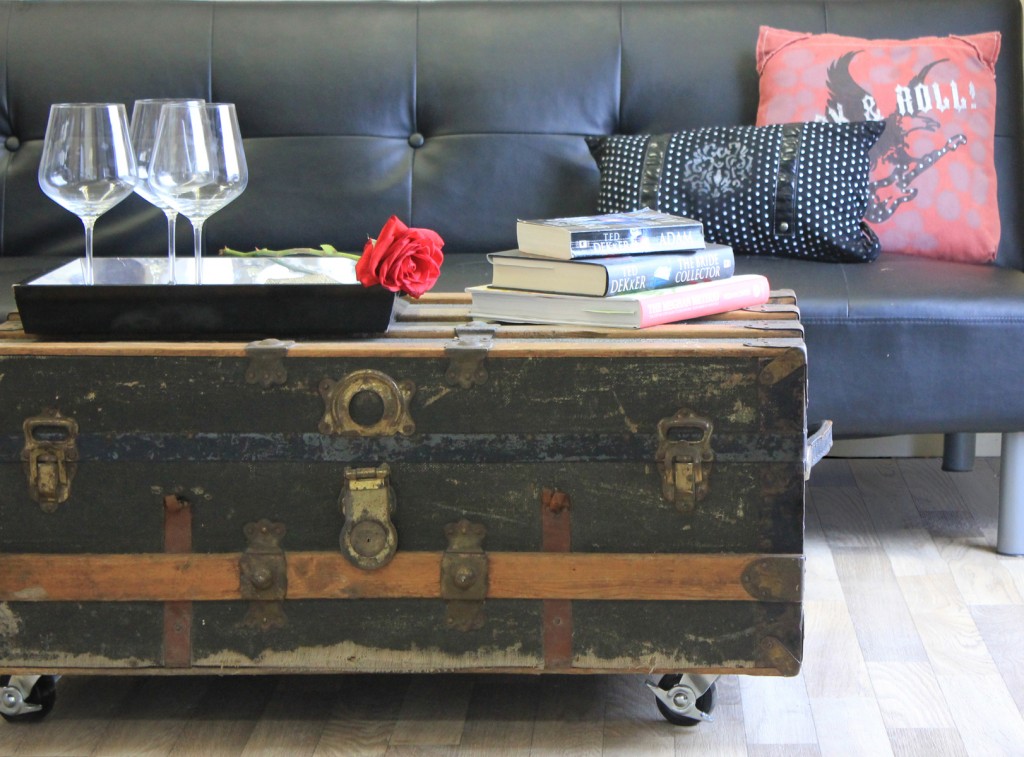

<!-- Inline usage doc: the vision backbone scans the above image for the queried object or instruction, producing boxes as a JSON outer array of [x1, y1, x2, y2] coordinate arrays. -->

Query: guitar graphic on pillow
[[823, 51, 967, 224]]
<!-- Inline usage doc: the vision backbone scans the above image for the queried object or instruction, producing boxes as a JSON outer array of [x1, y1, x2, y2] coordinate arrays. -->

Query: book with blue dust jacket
[[488, 243, 734, 296]]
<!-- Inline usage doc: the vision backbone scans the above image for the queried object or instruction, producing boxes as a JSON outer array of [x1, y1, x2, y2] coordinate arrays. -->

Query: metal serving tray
[[12, 257, 396, 338]]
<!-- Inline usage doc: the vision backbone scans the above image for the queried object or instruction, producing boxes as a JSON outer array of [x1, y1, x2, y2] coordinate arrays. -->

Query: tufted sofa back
[[2, 0, 1021, 266]]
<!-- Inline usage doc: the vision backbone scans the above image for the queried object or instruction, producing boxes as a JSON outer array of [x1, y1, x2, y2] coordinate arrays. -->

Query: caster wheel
[[654, 674, 715, 727], [0, 675, 58, 723]]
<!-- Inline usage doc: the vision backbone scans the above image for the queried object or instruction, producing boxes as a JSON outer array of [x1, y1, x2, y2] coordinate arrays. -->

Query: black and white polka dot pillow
[[586, 121, 885, 262]]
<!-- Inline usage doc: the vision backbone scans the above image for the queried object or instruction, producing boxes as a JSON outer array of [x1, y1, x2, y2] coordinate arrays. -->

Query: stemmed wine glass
[[146, 102, 248, 284], [129, 98, 204, 284], [37, 103, 138, 285]]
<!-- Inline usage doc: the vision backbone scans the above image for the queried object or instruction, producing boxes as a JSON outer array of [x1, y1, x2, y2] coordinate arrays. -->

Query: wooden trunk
[[0, 292, 807, 678]]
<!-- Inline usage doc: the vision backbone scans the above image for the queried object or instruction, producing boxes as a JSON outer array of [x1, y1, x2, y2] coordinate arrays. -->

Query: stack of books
[[468, 209, 771, 328]]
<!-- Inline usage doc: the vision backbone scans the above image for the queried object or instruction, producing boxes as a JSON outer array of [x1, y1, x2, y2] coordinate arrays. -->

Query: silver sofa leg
[[998, 432, 1024, 556]]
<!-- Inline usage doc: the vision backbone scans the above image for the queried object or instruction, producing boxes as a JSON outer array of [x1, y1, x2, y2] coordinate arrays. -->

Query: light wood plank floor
[[2, 457, 1022, 756]]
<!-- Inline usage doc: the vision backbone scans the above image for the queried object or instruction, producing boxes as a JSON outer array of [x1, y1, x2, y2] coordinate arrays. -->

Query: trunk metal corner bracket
[[445, 321, 496, 388]]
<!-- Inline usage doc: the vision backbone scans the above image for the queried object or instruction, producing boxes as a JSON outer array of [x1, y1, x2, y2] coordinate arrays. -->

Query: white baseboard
[[830, 433, 1002, 458]]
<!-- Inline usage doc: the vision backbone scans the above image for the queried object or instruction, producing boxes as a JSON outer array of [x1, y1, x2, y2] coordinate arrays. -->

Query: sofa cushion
[[738, 253, 1024, 434], [756, 26, 1002, 265], [586, 121, 883, 262]]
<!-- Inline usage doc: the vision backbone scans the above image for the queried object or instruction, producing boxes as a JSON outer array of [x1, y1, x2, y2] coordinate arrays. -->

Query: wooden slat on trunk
[[0, 552, 802, 603]]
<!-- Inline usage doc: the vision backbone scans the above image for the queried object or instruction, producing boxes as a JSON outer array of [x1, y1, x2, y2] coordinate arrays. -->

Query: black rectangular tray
[[13, 257, 397, 338]]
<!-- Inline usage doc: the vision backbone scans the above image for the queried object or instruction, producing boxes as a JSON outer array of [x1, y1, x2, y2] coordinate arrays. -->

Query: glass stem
[[192, 218, 205, 285], [81, 216, 97, 286], [165, 209, 178, 285]]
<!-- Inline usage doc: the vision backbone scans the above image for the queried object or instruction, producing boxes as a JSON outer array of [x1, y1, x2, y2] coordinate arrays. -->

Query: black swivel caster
[[646, 673, 717, 726], [0, 674, 59, 723]]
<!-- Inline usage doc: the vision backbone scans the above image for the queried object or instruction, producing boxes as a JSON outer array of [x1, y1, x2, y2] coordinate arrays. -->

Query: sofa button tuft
[[408, 132, 425, 148], [4, 136, 19, 152]]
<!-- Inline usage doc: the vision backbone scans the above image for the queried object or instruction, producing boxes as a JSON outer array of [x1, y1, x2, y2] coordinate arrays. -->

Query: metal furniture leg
[[942, 432, 976, 472], [998, 432, 1024, 555]]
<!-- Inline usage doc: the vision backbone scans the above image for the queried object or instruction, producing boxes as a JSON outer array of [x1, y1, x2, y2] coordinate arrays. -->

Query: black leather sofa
[[3, 0, 1024, 552]]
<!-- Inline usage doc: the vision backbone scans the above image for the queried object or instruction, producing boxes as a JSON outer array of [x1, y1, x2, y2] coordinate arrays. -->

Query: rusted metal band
[[543, 600, 573, 669], [163, 602, 192, 668], [542, 488, 573, 669], [163, 495, 192, 668], [163, 495, 192, 554], [541, 488, 571, 553]]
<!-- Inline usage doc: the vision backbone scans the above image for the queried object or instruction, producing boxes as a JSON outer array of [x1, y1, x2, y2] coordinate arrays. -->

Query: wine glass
[[129, 98, 204, 284], [146, 102, 248, 284], [37, 103, 138, 285]]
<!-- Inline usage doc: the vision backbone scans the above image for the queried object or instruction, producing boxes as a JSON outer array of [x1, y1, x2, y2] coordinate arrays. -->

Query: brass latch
[[340, 464, 398, 570], [239, 519, 288, 630], [440, 519, 488, 631], [444, 322, 496, 388], [655, 409, 714, 513], [21, 411, 79, 512], [319, 369, 416, 437]]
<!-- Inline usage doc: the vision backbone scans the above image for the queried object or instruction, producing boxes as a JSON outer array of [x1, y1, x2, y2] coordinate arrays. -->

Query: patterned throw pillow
[[586, 121, 884, 263], [756, 27, 1001, 264]]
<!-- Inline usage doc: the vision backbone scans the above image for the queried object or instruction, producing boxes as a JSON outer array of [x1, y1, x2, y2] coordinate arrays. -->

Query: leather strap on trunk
[[542, 488, 573, 670], [163, 495, 192, 668]]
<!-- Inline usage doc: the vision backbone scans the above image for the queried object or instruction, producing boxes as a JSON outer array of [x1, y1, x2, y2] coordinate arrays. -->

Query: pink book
[[468, 274, 771, 329], [635, 274, 770, 327]]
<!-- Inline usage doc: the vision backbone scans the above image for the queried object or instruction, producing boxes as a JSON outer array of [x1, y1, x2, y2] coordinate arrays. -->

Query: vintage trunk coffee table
[[0, 290, 823, 725]]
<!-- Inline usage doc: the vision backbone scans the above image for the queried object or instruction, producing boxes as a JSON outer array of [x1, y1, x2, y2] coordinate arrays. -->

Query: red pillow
[[756, 27, 1001, 264]]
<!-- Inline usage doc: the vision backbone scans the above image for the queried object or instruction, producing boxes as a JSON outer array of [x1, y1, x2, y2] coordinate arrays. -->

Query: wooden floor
[[2, 456, 1023, 756]]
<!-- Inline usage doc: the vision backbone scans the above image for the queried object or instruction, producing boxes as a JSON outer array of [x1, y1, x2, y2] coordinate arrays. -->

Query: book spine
[[603, 247, 734, 296], [568, 226, 704, 256], [636, 276, 770, 327]]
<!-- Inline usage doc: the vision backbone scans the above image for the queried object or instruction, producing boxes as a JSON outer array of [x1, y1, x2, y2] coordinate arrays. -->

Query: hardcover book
[[516, 209, 704, 259], [488, 243, 734, 296], [468, 274, 770, 329]]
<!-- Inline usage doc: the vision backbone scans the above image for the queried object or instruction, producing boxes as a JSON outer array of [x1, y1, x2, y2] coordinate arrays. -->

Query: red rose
[[355, 215, 444, 298]]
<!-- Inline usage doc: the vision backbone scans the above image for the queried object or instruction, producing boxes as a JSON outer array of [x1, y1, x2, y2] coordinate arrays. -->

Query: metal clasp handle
[[21, 411, 79, 512], [655, 409, 714, 513], [804, 420, 833, 480], [340, 464, 398, 570]]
